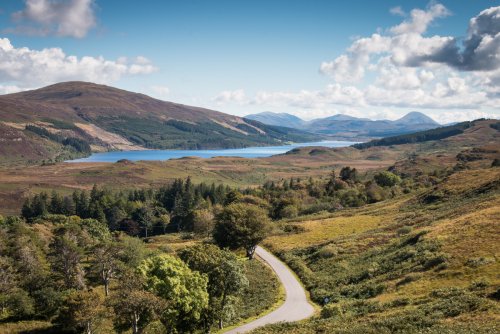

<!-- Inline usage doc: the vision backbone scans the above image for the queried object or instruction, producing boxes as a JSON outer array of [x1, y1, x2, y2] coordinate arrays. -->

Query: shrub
[[396, 273, 422, 287], [321, 304, 343, 319], [317, 245, 338, 259], [426, 289, 484, 318], [283, 224, 306, 234], [396, 226, 412, 236], [279, 205, 299, 219], [374, 171, 401, 187], [465, 257, 495, 268]]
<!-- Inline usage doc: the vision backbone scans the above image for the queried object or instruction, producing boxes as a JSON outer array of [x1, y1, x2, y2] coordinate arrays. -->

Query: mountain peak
[[394, 112, 439, 125], [324, 114, 370, 121], [245, 112, 305, 128]]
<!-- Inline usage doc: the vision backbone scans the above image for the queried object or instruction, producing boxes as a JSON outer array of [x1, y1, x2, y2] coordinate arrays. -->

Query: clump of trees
[[25, 125, 91, 154], [21, 165, 407, 236], [0, 215, 254, 333]]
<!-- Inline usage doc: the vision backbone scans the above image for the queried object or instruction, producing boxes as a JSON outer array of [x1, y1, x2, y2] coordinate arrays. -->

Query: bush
[[283, 224, 306, 234], [279, 205, 299, 219], [396, 226, 412, 236], [321, 303, 343, 319], [374, 171, 401, 187], [7, 289, 35, 319], [426, 288, 484, 318], [317, 245, 338, 259], [396, 273, 422, 287]]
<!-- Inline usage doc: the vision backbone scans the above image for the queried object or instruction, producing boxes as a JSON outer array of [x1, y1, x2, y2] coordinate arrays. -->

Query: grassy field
[[256, 167, 500, 333]]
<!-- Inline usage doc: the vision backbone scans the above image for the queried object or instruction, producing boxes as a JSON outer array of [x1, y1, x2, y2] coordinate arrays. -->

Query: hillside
[[245, 111, 441, 138], [256, 164, 500, 333], [0, 82, 319, 165]]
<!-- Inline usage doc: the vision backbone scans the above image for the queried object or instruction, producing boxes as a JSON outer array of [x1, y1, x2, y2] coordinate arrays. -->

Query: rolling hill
[[245, 111, 441, 138], [0, 82, 320, 165]]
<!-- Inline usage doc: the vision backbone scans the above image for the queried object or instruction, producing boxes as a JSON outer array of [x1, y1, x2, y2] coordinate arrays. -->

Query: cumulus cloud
[[390, 3, 450, 35], [217, 4, 499, 122], [8, 0, 96, 38], [409, 6, 500, 71], [299, 3, 499, 118], [0, 37, 157, 90], [213, 89, 246, 105]]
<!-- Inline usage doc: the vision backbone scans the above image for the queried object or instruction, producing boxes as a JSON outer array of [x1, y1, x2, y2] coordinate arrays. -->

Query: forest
[[1, 167, 405, 333]]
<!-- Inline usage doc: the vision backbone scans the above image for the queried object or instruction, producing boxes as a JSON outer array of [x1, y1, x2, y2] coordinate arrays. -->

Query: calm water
[[68, 141, 357, 163]]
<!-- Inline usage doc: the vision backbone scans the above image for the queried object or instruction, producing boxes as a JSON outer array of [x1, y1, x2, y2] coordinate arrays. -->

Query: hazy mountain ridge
[[246, 111, 442, 138]]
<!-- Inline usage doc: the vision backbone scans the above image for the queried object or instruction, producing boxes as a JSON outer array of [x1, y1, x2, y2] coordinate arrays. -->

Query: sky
[[0, 0, 499, 123]]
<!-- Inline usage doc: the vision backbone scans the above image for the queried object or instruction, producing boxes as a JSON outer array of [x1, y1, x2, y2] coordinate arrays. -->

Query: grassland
[[255, 166, 500, 333]]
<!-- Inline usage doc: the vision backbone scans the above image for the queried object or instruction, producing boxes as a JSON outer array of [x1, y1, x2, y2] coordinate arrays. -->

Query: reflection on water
[[68, 141, 357, 163]]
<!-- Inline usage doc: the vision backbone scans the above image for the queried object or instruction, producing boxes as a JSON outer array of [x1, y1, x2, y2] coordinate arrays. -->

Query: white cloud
[[0, 38, 157, 90], [389, 3, 450, 35], [150, 85, 170, 97], [254, 3, 499, 120], [9, 0, 96, 38], [390, 6, 406, 17], [0, 85, 24, 94], [213, 89, 246, 105]]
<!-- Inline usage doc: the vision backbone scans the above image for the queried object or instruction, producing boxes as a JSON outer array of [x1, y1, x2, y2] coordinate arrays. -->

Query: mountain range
[[245, 111, 441, 138], [0, 82, 319, 165]]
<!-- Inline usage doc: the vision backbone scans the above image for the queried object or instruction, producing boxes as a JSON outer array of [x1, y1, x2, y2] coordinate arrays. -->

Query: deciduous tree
[[213, 203, 271, 259]]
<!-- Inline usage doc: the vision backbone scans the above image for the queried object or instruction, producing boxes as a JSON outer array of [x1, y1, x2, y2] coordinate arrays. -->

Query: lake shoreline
[[67, 140, 358, 163]]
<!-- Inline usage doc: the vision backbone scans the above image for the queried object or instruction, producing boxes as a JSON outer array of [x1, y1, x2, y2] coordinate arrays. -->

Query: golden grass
[[0, 321, 52, 334], [265, 214, 387, 251]]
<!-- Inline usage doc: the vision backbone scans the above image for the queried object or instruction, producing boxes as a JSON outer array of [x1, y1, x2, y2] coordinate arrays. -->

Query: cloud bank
[[0, 38, 157, 93]]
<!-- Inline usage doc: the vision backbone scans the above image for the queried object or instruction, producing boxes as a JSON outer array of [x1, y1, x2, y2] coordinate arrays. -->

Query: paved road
[[225, 246, 315, 334]]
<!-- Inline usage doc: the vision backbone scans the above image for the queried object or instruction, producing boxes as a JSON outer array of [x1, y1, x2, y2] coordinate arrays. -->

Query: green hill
[[0, 82, 320, 165]]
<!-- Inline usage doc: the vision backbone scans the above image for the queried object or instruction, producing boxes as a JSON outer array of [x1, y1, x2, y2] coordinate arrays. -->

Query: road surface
[[225, 246, 315, 333]]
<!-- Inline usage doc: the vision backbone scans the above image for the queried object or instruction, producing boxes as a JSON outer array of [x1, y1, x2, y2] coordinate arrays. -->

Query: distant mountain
[[321, 114, 371, 122], [392, 111, 439, 126], [246, 111, 441, 138], [0, 82, 320, 165], [245, 112, 306, 128]]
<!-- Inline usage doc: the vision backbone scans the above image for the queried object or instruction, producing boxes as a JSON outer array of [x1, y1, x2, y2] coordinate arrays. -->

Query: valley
[[1, 1, 500, 333]]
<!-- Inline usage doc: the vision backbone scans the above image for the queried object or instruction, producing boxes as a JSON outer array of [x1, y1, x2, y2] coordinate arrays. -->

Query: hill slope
[[0, 82, 319, 165]]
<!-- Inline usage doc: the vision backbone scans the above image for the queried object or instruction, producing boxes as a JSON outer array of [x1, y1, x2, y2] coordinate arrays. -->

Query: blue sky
[[0, 1, 498, 123]]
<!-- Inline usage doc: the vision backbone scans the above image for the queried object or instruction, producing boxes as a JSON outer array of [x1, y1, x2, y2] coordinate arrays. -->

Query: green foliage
[[339, 167, 358, 182], [50, 224, 87, 290], [55, 289, 106, 333], [374, 171, 401, 187], [179, 244, 248, 330], [110, 271, 165, 334], [213, 203, 271, 259], [96, 115, 318, 150], [489, 121, 500, 131], [25, 125, 91, 154], [138, 254, 209, 332]]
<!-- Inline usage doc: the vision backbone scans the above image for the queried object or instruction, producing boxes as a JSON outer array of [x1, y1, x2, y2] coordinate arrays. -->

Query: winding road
[[225, 246, 315, 334]]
